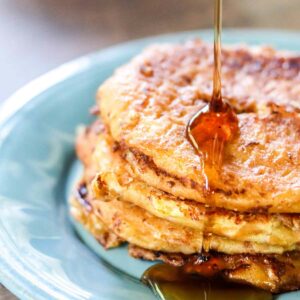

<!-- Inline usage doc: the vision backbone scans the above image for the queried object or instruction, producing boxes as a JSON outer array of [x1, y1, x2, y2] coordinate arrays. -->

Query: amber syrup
[[186, 0, 238, 190]]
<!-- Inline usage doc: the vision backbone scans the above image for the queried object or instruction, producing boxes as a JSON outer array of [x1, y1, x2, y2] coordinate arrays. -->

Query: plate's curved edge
[[0, 29, 300, 300]]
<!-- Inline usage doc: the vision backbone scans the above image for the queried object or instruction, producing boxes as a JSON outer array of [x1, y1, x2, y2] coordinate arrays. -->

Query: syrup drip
[[141, 2, 254, 299], [186, 0, 238, 190], [142, 263, 272, 300]]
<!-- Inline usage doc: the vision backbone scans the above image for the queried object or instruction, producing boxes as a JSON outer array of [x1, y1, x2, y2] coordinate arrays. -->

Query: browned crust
[[129, 245, 300, 293]]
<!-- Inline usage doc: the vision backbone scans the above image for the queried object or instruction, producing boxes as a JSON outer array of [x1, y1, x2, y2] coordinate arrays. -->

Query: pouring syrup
[[186, 0, 238, 190]]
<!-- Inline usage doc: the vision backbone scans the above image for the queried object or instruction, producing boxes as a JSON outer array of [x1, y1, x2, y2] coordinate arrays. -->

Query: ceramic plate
[[0, 30, 299, 300]]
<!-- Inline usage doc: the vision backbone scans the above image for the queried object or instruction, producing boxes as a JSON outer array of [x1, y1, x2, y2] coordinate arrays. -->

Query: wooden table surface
[[1, 0, 299, 298]]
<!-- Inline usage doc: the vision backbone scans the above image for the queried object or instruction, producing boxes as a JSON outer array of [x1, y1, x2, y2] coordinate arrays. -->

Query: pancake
[[98, 40, 300, 213], [87, 125, 300, 249]]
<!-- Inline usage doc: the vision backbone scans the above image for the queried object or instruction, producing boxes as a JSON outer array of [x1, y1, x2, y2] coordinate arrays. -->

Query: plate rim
[[1, 28, 300, 300]]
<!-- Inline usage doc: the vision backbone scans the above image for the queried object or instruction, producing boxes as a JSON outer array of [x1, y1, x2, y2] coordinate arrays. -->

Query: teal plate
[[0, 30, 300, 300]]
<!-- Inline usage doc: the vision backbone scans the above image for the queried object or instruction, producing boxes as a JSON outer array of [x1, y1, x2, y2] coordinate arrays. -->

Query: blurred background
[[0, 0, 300, 299], [1, 0, 300, 103]]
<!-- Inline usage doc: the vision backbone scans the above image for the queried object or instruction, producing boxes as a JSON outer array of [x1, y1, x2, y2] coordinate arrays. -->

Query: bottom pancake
[[129, 245, 300, 293], [70, 184, 300, 293]]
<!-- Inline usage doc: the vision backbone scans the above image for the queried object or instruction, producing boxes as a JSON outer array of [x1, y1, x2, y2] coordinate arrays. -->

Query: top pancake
[[98, 40, 300, 213]]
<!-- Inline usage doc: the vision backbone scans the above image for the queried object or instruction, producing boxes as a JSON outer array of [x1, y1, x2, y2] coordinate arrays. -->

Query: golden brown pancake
[[98, 40, 300, 213]]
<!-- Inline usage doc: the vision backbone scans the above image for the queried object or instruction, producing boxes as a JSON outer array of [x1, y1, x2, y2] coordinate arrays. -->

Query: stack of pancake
[[70, 40, 300, 293]]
